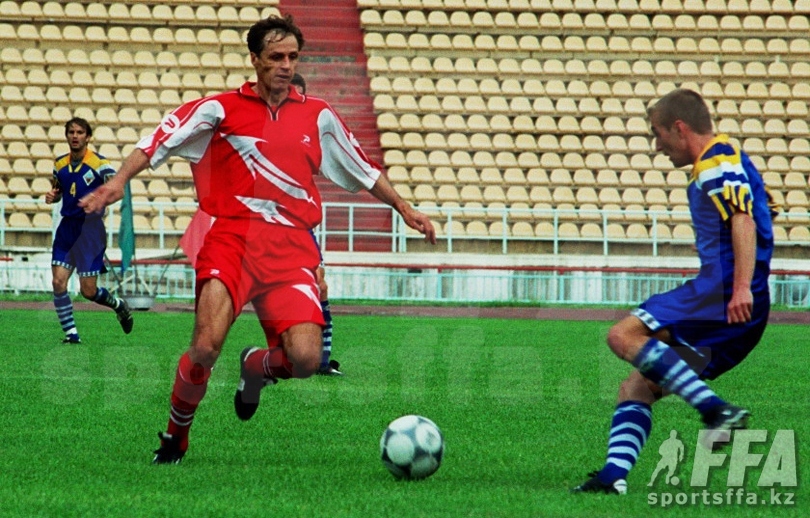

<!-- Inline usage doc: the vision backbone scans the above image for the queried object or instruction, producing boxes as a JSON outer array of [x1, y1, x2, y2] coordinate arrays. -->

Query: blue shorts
[[52, 216, 107, 277], [633, 270, 770, 380]]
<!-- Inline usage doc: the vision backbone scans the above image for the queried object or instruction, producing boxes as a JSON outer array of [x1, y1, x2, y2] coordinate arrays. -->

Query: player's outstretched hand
[[79, 182, 124, 214], [402, 208, 437, 244]]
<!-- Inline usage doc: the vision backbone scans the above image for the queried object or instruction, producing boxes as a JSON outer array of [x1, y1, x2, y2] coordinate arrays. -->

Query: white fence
[[2, 257, 809, 308]]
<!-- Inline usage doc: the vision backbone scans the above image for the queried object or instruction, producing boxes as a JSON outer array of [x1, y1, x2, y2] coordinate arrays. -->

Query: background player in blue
[[293, 73, 342, 376], [45, 118, 134, 343], [310, 230, 342, 376], [572, 89, 777, 494]]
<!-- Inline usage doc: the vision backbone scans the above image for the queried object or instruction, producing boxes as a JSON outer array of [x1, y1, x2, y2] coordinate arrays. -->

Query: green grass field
[[0, 308, 806, 517]]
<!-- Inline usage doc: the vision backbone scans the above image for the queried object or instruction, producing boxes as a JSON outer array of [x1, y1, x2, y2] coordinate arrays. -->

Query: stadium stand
[[0, 0, 807, 255], [354, 0, 809, 253]]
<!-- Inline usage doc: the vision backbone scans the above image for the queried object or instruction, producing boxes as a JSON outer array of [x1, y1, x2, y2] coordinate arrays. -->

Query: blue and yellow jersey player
[[45, 117, 134, 343], [572, 89, 778, 495]]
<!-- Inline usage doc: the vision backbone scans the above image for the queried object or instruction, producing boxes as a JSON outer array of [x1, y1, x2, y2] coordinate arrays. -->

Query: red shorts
[[195, 219, 325, 345]]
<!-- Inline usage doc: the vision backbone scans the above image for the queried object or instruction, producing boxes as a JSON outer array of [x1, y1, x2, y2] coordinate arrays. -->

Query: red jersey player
[[81, 14, 436, 464]]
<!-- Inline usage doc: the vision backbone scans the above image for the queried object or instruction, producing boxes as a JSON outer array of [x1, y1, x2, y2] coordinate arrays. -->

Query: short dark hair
[[648, 88, 713, 135], [65, 117, 92, 137], [291, 73, 306, 94], [246, 14, 305, 55]]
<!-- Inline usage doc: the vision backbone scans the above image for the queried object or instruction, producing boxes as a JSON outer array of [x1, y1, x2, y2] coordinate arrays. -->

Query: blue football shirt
[[52, 149, 116, 218], [689, 135, 774, 289]]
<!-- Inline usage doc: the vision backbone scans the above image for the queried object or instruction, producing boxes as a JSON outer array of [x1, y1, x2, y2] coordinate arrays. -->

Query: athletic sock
[[319, 300, 333, 370], [632, 338, 725, 415], [244, 347, 293, 380], [598, 401, 652, 484], [165, 352, 211, 452], [53, 291, 78, 337], [92, 286, 120, 310]]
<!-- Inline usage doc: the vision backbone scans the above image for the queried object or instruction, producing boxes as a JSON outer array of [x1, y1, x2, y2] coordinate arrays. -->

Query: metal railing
[[1, 198, 806, 257]]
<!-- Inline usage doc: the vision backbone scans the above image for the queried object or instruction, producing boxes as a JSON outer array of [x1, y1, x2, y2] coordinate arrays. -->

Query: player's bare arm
[[79, 148, 151, 213], [727, 211, 756, 324], [368, 174, 437, 244]]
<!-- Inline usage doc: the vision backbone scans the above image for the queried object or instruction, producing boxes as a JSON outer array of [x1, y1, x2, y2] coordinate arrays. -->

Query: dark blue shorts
[[633, 272, 770, 380], [51, 216, 107, 277]]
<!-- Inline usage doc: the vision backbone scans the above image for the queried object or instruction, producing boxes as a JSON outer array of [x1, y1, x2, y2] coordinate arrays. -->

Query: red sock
[[165, 352, 211, 451], [244, 346, 293, 380]]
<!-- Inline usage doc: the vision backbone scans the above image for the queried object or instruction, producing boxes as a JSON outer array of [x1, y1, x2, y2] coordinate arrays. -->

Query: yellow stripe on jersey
[[710, 194, 731, 220], [712, 183, 753, 222], [54, 155, 71, 171], [692, 153, 741, 182], [83, 151, 109, 170], [691, 135, 741, 181]]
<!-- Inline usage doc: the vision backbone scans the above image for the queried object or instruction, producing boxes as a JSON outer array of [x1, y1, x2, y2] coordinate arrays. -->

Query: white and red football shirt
[[136, 83, 381, 229]]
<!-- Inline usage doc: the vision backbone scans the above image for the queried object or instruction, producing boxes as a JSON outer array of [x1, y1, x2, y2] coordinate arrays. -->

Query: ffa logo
[[83, 171, 95, 186]]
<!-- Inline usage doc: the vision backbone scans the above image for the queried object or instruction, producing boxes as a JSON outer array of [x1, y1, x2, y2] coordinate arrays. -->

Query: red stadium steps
[[279, 0, 391, 251]]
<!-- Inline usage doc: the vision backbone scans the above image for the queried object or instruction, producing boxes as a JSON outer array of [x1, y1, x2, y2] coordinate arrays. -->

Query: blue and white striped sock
[[320, 300, 333, 370], [92, 286, 120, 310], [632, 338, 725, 414], [598, 401, 652, 484], [53, 291, 78, 337]]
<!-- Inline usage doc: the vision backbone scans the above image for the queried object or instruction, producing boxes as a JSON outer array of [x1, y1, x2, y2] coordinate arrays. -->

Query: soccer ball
[[380, 415, 444, 480]]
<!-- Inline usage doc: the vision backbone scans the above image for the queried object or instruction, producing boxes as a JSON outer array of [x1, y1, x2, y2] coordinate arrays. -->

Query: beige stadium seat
[[556, 222, 578, 238], [787, 101, 809, 117], [532, 221, 553, 238], [151, 214, 174, 232], [436, 185, 460, 205], [8, 212, 32, 228], [28, 142, 51, 160], [7, 176, 32, 195], [593, 169, 619, 187], [578, 222, 602, 239], [442, 220, 464, 237], [512, 221, 534, 237], [412, 185, 436, 204], [63, 1, 86, 18], [130, 214, 150, 231], [788, 226, 810, 242], [0, 47, 22, 65], [22, 48, 45, 65], [32, 212, 53, 229], [790, 156, 810, 174], [786, 190, 810, 208]]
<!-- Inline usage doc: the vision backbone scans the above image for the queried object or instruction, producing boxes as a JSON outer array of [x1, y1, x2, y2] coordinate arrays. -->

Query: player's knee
[[79, 285, 97, 300], [51, 278, 66, 293], [289, 345, 320, 378], [606, 324, 630, 358], [285, 342, 321, 378], [282, 324, 322, 378]]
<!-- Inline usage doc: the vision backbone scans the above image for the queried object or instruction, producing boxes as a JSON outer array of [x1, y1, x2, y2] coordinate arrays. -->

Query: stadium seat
[[31, 211, 53, 229], [788, 226, 810, 242], [8, 212, 32, 228]]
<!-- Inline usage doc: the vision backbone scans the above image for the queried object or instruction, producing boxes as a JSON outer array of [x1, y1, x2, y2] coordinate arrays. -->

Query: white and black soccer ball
[[380, 415, 444, 480]]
